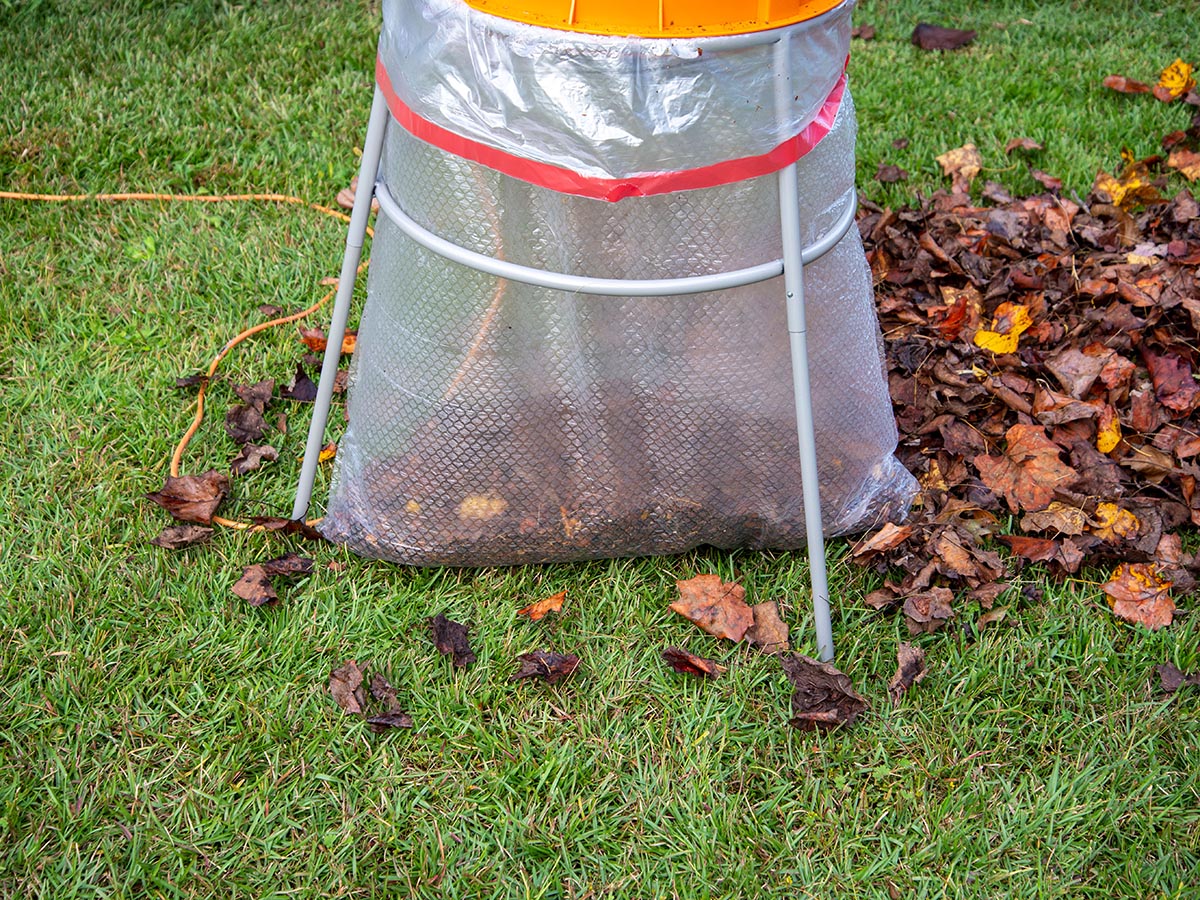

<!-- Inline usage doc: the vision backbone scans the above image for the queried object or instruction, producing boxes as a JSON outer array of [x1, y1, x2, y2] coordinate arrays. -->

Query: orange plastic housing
[[461, 0, 845, 37]]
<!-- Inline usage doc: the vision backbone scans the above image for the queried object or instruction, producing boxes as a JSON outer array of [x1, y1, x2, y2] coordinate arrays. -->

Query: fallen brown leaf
[[149, 523, 214, 549], [1103, 74, 1152, 95], [876, 164, 909, 183], [299, 327, 357, 355], [280, 363, 319, 402], [1156, 662, 1200, 693], [936, 143, 983, 193], [888, 643, 927, 706], [146, 471, 230, 525], [231, 553, 314, 606], [974, 424, 1077, 513], [329, 660, 367, 715], [1005, 137, 1044, 155], [780, 655, 868, 731], [911, 23, 976, 51], [366, 711, 414, 732], [230, 443, 278, 476], [904, 587, 955, 635], [661, 646, 725, 679], [510, 649, 580, 684], [1101, 563, 1175, 630], [745, 601, 790, 653], [428, 613, 475, 667], [225, 404, 268, 445], [670, 574, 754, 642], [517, 590, 566, 621]]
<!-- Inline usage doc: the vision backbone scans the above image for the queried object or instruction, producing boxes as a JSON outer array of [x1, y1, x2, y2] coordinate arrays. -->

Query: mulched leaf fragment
[[511, 649, 580, 684], [661, 646, 725, 679], [780, 654, 868, 731], [365, 672, 413, 731], [888, 643, 927, 706], [149, 523, 214, 549], [911, 23, 976, 51], [146, 470, 229, 524], [428, 613, 475, 667]]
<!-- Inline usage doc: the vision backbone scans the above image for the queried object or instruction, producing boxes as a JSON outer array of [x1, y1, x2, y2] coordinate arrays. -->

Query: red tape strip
[[376, 57, 846, 202]]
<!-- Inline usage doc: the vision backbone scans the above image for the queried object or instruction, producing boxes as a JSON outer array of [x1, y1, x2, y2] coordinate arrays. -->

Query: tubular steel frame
[[295, 35, 855, 661]]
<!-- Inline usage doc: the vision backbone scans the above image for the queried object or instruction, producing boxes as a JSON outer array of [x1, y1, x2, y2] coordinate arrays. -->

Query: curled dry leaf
[[1004, 137, 1044, 155], [230, 443, 278, 476], [329, 660, 367, 715], [661, 646, 725, 679], [852, 522, 914, 563], [670, 574, 754, 642], [366, 711, 414, 732], [977, 606, 1009, 630], [149, 523, 214, 549], [1103, 74, 1152, 95], [974, 424, 1077, 514], [428, 613, 475, 667], [146, 471, 230, 525], [248, 516, 327, 541], [517, 590, 566, 621], [904, 587, 955, 635], [780, 654, 868, 731], [175, 373, 207, 390], [888, 643, 927, 706], [1102, 563, 1175, 630], [911, 23, 976, 51], [510, 649, 580, 684], [745, 601, 790, 653]]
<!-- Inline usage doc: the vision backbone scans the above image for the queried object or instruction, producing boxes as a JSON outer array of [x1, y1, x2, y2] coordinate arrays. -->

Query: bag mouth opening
[[461, 0, 849, 39]]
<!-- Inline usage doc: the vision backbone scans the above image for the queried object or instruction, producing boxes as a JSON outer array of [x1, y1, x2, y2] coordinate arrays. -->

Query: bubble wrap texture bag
[[321, 1, 916, 565]]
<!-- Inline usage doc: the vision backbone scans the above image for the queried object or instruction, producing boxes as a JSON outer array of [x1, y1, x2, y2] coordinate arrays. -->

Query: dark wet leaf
[[876, 163, 908, 183], [510, 649, 580, 684], [329, 660, 367, 715], [366, 711, 414, 732], [224, 404, 268, 445], [888, 643, 927, 706], [146, 470, 230, 525], [149, 523, 214, 549], [260, 553, 315, 577], [280, 363, 319, 403], [851, 24, 875, 40], [233, 379, 274, 411], [232, 565, 276, 606], [780, 654, 868, 731], [661, 646, 725, 679], [230, 443, 278, 476], [175, 373, 207, 390], [1157, 663, 1200, 693], [911, 23, 976, 51], [428, 613, 475, 667], [248, 516, 327, 541]]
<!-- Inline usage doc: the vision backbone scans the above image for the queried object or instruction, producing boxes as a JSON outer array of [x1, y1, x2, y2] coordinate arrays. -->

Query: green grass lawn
[[2, 1, 1199, 897]]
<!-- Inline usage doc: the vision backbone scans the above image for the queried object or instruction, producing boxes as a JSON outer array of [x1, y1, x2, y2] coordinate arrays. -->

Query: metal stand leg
[[292, 86, 389, 521], [778, 162, 834, 663]]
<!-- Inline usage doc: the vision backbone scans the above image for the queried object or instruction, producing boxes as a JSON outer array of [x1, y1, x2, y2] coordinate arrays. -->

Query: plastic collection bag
[[320, 0, 916, 565]]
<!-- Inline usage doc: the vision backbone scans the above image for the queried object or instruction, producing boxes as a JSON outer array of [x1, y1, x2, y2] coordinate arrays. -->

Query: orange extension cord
[[0, 189, 371, 530]]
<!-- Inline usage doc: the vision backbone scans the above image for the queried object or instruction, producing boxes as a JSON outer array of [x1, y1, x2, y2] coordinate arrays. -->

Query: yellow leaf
[[1096, 411, 1122, 453], [973, 302, 1032, 354], [318, 441, 337, 463], [1157, 58, 1196, 100], [935, 143, 983, 192], [458, 495, 508, 520], [1092, 503, 1140, 542]]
